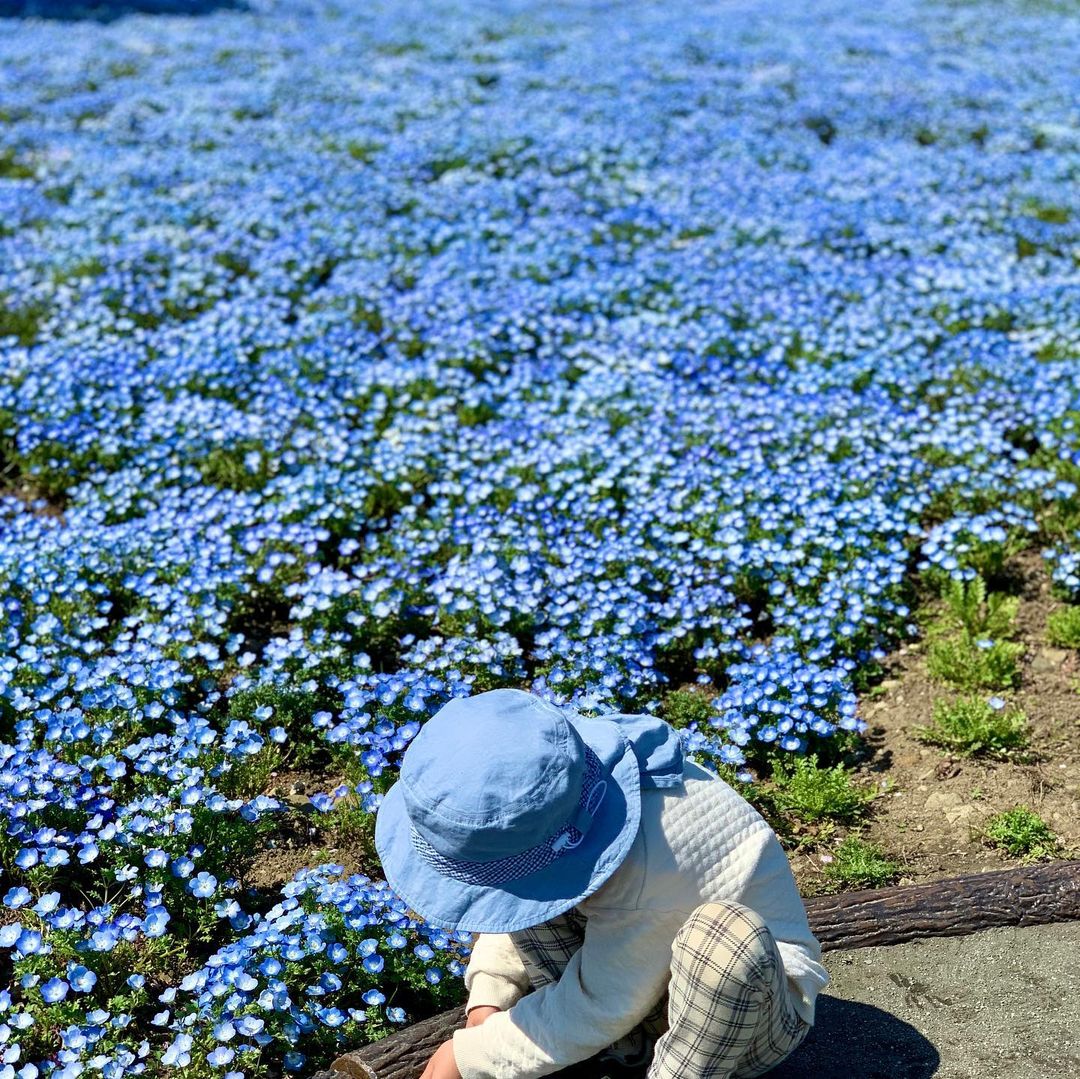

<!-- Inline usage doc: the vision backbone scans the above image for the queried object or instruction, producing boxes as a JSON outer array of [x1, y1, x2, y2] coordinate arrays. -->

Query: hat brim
[[373, 711, 642, 934]]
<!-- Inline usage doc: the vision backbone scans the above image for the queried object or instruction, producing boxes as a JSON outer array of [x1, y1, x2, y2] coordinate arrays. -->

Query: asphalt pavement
[[767, 921, 1080, 1079]]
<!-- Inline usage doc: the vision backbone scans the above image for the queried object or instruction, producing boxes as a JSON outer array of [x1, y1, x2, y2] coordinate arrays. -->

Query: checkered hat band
[[410, 745, 606, 887]]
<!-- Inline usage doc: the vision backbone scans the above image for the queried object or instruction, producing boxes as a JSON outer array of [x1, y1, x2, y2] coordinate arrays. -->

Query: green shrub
[[912, 696, 1029, 757], [1046, 605, 1080, 649], [769, 754, 877, 823], [984, 806, 1060, 862], [937, 576, 1018, 639], [923, 575, 1024, 689], [926, 634, 1023, 689], [823, 836, 901, 888]]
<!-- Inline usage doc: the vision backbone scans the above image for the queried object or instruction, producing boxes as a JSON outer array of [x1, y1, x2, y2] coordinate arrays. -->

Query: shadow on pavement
[[0, 0, 247, 19], [766, 995, 940, 1079]]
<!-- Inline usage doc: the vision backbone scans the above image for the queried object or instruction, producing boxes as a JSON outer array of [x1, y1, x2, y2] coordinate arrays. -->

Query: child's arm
[[452, 903, 688, 1079], [463, 932, 533, 1019]]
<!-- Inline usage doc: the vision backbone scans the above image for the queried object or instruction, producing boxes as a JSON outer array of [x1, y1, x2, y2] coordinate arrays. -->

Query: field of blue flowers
[[0, 0, 1078, 1074]]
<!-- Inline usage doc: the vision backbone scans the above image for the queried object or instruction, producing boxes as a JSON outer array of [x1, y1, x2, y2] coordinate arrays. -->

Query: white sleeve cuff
[[465, 971, 528, 1014]]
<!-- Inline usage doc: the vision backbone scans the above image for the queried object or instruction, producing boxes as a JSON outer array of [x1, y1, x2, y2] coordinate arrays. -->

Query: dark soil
[[242, 767, 379, 891]]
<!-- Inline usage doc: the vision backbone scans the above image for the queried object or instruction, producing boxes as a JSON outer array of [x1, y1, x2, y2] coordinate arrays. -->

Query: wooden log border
[[325, 860, 1080, 1079]]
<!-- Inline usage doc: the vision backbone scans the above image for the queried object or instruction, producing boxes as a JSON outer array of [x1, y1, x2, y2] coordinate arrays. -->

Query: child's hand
[[419, 1039, 462, 1079], [465, 1006, 500, 1028]]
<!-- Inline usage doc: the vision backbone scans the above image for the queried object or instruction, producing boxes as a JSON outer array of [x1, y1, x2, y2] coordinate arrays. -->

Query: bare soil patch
[[242, 767, 379, 892], [790, 552, 1080, 896]]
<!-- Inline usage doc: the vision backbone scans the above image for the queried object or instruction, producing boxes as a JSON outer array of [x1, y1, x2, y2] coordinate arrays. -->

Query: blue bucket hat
[[374, 688, 685, 934]]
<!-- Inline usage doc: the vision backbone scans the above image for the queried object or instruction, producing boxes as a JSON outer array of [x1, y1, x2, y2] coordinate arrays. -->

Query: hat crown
[[400, 689, 586, 863]]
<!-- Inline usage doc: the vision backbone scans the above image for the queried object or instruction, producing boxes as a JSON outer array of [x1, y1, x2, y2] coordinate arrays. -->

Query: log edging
[[325, 860, 1080, 1079]]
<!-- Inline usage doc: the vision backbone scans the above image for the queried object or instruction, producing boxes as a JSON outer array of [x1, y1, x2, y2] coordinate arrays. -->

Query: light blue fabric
[[578, 710, 685, 790], [373, 689, 681, 934]]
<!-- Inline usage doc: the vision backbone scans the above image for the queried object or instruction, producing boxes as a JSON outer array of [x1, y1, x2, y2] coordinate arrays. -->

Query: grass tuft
[[937, 576, 1018, 639], [1046, 605, 1080, 649], [823, 836, 901, 888], [926, 635, 1023, 689], [982, 806, 1060, 862], [768, 754, 878, 823], [912, 695, 1028, 758], [924, 575, 1024, 690]]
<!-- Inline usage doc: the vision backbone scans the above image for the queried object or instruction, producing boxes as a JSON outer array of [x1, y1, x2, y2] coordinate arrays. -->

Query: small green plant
[[823, 836, 901, 888], [912, 695, 1029, 758], [926, 635, 1023, 689], [660, 688, 714, 730], [768, 754, 878, 822], [1047, 605, 1080, 649], [923, 575, 1024, 689], [983, 806, 1060, 862], [937, 576, 1018, 639]]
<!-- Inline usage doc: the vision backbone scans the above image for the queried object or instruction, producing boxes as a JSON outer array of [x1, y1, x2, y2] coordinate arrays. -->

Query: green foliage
[[926, 635, 1023, 689], [823, 836, 901, 888], [923, 577, 1023, 689], [768, 754, 877, 823], [983, 806, 1060, 862], [912, 695, 1029, 758], [0, 148, 35, 179], [0, 297, 48, 345], [1046, 605, 1080, 649], [660, 688, 714, 730], [226, 682, 334, 755], [936, 576, 1018, 639], [213, 741, 288, 800], [197, 439, 275, 490], [344, 139, 385, 163]]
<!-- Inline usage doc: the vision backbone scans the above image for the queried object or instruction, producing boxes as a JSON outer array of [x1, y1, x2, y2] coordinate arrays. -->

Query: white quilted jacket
[[451, 759, 830, 1079]]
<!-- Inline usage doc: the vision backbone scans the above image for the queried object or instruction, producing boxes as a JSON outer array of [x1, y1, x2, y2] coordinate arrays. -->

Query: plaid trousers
[[509, 900, 811, 1079]]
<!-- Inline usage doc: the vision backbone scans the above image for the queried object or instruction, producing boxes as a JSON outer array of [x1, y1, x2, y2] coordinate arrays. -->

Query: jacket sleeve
[[463, 933, 534, 1016], [451, 903, 689, 1079], [731, 828, 830, 1014]]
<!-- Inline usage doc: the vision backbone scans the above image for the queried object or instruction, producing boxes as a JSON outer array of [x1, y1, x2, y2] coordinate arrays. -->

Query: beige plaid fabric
[[509, 900, 811, 1079]]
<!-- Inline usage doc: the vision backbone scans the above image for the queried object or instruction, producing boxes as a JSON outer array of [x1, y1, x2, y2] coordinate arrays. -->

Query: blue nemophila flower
[[40, 980, 68, 1004], [316, 1008, 346, 1028], [68, 967, 97, 994], [1, 0, 1079, 1075], [161, 1035, 193, 1068], [188, 872, 218, 898], [32, 893, 59, 916], [14, 932, 42, 957], [144, 907, 170, 937]]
